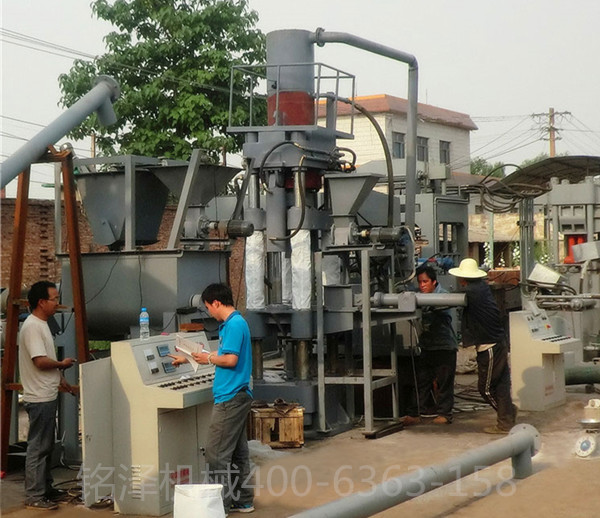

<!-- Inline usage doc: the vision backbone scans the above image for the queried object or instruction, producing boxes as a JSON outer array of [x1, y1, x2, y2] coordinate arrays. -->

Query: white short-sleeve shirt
[[18, 314, 60, 402]]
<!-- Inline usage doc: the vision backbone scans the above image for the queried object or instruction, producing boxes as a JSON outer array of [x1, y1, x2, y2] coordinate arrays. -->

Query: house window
[[440, 140, 451, 164], [392, 132, 405, 159], [417, 137, 429, 162]]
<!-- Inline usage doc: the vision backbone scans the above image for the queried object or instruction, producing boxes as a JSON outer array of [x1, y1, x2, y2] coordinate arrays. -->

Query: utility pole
[[532, 108, 570, 157], [548, 107, 556, 157]]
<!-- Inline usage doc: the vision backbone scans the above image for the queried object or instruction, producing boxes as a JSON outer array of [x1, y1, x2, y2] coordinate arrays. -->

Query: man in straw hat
[[449, 258, 517, 434]]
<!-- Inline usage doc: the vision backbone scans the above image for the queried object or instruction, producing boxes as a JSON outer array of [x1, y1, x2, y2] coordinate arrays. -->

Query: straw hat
[[448, 258, 487, 278]]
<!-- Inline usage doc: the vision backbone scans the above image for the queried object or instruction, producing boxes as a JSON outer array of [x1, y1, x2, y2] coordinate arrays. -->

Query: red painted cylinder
[[268, 91, 315, 126], [284, 169, 322, 191]]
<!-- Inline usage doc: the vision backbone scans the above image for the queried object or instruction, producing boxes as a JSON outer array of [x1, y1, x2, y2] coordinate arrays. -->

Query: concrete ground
[[2, 377, 600, 517]]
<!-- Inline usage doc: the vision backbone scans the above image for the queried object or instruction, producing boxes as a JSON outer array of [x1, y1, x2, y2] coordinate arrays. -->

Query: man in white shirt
[[19, 281, 76, 510]]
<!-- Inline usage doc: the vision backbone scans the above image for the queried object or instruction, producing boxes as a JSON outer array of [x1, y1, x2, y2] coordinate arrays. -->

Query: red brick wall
[[1, 199, 174, 292], [1, 199, 82, 292]]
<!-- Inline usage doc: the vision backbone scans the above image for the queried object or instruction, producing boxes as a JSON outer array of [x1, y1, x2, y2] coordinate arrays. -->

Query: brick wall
[[0, 200, 177, 291], [1, 199, 91, 292], [1, 199, 246, 309]]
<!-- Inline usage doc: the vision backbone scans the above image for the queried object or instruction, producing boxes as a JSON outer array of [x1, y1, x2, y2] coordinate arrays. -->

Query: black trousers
[[416, 349, 457, 419], [476, 341, 516, 430]]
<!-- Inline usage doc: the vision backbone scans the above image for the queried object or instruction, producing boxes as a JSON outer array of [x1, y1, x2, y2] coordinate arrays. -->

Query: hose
[[270, 156, 307, 241], [337, 97, 395, 228]]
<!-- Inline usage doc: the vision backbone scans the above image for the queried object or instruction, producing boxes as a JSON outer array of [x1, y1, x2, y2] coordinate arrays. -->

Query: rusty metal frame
[[1, 146, 89, 471]]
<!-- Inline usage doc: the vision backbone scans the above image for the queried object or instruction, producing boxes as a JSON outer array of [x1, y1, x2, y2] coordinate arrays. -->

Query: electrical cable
[[336, 98, 395, 228], [158, 311, 177, 333], [269, 156, 307, 242], [408, 320, 422, 416], [85, 252, 121, 304], [335, 146, 357, 170], [460, 162, 550, 214], [138, 254, 144, 309], [257, 140, 296, 192]]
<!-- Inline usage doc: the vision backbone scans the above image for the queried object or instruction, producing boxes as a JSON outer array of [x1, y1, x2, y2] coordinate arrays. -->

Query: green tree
[[519, 152, 551, 169], [470, 156, 506, 178], [59, 0, 265, 160]]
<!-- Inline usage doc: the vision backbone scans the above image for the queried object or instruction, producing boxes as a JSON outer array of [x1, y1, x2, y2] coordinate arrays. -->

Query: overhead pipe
[[311, 29, 419, 232], [291, 424, 540, 518], [0, 75, 120, 189]]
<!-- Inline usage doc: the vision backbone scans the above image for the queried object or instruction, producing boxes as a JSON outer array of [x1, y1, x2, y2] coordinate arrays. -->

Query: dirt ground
[[2, 379, 600, 518]]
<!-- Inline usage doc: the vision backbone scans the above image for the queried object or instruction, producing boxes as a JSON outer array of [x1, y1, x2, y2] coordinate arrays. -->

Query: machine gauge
[[162, 361, 176, 374], [156, 344, 171, 357], [574, 434, 597, 458]]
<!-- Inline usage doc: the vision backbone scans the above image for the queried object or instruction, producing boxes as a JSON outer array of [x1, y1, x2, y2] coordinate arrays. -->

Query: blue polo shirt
[[212, 311, 253, 404]]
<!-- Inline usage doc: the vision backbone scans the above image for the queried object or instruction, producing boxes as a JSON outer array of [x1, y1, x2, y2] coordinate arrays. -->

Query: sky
[[2, 0, 600, 198]]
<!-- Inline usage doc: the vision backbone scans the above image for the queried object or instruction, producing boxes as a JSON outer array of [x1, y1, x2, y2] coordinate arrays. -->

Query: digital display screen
[[156, 344, 170, 357], [162, 361, 176, 374]]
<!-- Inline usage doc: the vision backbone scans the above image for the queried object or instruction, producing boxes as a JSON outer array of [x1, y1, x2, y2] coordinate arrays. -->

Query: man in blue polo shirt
[[170, 283, 254, 514]]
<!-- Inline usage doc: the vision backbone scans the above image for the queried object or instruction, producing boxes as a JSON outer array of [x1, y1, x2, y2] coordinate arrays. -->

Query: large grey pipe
[[0, 76, 120, 189], [371, 291, 467, 308], [291, 424, 540, 518], [565, 364, 600, 385], [311, 29, 419, 232]]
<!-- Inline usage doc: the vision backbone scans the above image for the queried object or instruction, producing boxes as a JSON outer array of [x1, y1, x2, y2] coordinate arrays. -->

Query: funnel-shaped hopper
[[326, 173, 382, 216], [151, 164, 241, 206], [76, 170, 169, 247]]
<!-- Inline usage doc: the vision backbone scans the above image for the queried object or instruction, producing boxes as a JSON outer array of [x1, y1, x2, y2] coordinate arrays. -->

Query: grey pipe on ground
[[290, 424, 540, 518], [565, 364, 600, 385]]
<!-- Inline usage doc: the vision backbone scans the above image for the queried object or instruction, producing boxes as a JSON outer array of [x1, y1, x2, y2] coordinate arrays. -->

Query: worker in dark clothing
[[449, 258, 517, 434], [404, 265, 458, 426]]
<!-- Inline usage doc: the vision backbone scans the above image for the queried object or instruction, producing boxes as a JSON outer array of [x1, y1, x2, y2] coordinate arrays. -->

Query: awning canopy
[[498, 155, 600, 189]]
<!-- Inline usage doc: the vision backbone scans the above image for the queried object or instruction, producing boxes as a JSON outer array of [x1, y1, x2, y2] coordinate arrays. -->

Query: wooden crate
[[248, 406, 304, 448]]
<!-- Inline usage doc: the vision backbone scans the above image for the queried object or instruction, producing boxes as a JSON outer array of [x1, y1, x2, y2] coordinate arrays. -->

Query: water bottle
[[139, 307, 150, 340]]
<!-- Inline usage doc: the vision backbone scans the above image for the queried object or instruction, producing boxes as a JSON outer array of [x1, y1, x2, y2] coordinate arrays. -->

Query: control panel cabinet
[[510, 309, 582, 411], [81, 332, 215, 516]]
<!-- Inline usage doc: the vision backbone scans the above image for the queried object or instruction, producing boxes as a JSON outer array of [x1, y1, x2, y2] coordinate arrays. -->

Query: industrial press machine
[[1, 27, 470, 516]]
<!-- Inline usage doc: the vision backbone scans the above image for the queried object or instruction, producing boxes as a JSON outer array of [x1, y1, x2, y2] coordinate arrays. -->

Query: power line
[[471, 115, 530, 122], [0, 28, 97, 59], [566, 115, 600, 148], [1, 115, 46, 128], [1, 133, 91, 155], [2, 28, 235, 96], [450, 116, 535, 168], [450, 120, 542, 169], [0, 39, 91, 62], [481, 136, 544, 161], [1, 131, 29, 142], [469, 115, 531, 156]]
